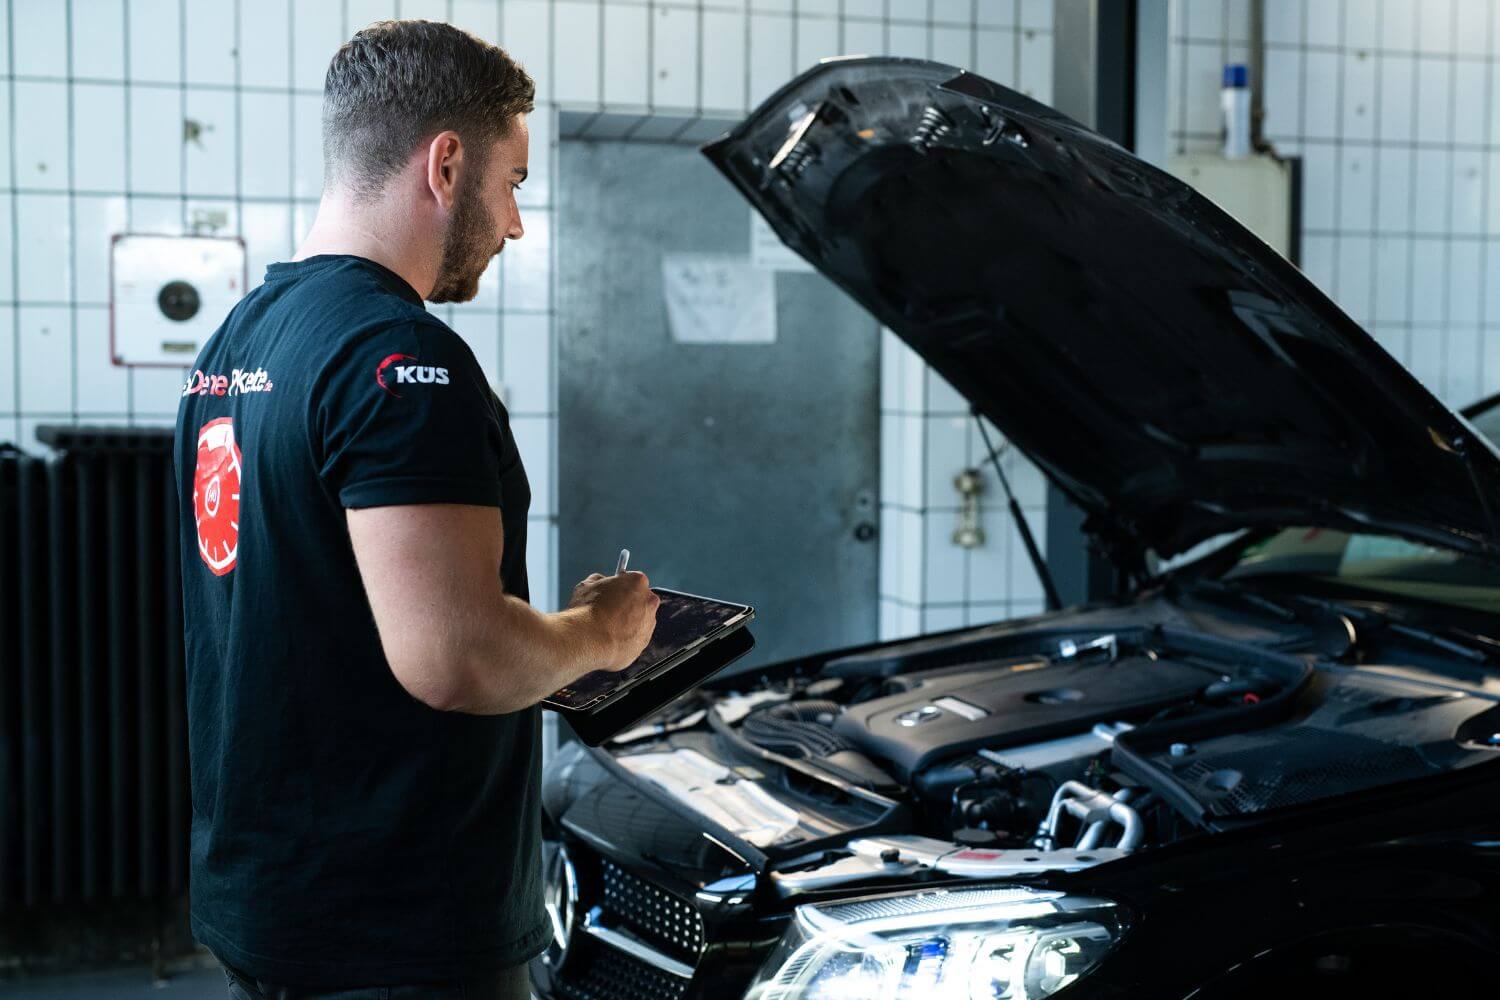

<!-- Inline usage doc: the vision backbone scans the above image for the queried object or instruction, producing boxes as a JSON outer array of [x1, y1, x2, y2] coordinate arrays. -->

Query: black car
[[530, 58, 1500, 999]]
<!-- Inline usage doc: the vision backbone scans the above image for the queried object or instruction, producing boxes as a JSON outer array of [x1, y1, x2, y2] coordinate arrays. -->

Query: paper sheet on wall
[[661, 254, 776, 344]]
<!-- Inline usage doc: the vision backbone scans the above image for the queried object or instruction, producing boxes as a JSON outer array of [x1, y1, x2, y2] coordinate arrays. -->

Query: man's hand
[[566, 572, 660, 670]]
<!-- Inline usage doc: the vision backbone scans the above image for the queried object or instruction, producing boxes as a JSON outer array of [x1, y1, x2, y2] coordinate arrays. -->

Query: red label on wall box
[[193, 417, 243, 576]]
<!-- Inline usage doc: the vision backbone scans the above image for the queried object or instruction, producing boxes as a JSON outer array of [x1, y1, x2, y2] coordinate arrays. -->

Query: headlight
[[744, 886, 1123, 1000]]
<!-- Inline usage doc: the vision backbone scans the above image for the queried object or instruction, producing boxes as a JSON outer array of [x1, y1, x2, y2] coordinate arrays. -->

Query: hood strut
[[974, 408, 1062, 611]]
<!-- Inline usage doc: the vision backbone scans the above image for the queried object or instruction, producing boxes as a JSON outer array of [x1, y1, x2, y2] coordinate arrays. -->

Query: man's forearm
[[444, 593, 611, 715]]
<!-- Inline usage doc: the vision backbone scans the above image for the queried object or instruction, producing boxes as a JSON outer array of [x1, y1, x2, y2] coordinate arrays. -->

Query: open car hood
[[703, 58, 1500, 566]]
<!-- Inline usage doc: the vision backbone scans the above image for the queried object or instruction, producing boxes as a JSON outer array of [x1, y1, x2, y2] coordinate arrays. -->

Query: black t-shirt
[[171, 254, 546, 987]]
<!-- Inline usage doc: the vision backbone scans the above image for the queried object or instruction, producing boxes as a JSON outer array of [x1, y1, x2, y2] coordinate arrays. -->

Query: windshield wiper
[[1171, 577, 1299, 623], [1278, 590, 1495, 664]]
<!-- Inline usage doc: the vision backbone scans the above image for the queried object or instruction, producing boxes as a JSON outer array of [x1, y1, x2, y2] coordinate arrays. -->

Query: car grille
[[556, 938, 692, 1000], [601, 858, 706, 962]]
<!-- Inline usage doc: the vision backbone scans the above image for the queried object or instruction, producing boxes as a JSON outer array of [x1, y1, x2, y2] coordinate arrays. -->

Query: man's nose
[[507, 209, 524, 242]]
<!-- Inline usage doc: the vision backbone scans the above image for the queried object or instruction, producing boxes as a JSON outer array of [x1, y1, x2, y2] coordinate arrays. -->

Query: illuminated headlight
[[744, 886, 1123, 1000]]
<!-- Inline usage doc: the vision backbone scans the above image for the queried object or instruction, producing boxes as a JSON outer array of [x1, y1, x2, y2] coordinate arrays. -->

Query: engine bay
[[599, 607, 1500, 893]]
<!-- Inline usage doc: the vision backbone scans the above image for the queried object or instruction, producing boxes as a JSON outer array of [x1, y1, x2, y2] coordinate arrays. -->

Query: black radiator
[[0, 425, 188, 910]]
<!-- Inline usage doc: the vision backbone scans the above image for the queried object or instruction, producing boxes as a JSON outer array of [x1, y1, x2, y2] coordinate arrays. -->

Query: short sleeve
[[310, 320, 505, 509]]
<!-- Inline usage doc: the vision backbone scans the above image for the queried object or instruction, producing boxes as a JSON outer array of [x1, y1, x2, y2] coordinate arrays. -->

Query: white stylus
[[614, 549, 630, 576]]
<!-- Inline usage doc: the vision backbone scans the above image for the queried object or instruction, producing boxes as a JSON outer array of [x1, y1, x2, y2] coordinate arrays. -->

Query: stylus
[[615, 549, 630, 576]]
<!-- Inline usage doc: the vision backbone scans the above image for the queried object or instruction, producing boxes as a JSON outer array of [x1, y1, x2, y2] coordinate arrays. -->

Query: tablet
[[542, 588, 755, 714]]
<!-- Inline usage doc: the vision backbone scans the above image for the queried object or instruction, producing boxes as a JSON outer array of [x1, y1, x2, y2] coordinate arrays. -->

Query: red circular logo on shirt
[[193, 417, 242, 576]]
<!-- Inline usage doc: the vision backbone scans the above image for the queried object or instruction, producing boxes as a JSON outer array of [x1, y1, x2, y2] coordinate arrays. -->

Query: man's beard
[[427, 171, 502, 303]]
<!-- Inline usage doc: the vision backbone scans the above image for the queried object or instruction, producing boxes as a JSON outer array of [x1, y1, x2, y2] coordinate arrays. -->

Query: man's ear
[[424, 130, 464, 212]]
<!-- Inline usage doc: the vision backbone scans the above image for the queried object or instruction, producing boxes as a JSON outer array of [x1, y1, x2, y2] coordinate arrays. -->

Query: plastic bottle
[[1221, 63, 1251, 159]]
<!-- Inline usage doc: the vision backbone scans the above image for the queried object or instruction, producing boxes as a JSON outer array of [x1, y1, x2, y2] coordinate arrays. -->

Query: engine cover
[[832, 655, 1214, 779]]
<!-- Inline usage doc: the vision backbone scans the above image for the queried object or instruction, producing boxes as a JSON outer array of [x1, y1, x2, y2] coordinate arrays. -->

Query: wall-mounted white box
[[1167, 153, 1295, 259], [110, 234, 246, 367]]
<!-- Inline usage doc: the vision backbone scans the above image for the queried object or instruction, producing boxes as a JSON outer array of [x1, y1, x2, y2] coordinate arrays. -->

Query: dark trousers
[[217, 951, 535, 1000]]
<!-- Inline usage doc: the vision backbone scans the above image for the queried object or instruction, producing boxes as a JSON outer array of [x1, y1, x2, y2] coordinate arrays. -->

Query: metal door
[[557, 138, 880, 671]]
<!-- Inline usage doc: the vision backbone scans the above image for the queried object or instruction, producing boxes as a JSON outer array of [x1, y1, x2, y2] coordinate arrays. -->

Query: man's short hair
[[322, 20, 536, 198]]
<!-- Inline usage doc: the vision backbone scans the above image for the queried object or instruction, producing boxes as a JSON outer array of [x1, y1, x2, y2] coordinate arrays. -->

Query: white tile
[[240, 91, 292, 198], [652, 5, 699, 108], [511, 415, 553, 516], [74, 195, 127, 305], [402, 0, 448, 21], [1408, 238, 1445, 324], [0, 316, 13, 411], [1335, 235, 1373, 325], [1416, 0, 1454, 55], [1447, 241, 1482, 326], [16, 194, 71, 303], [702, 10, 748, 110], [931, 0, 971, 24], [1446, 326, 1482, 406], [501, 311, 552, 413], [1004, 450, 1048, 507], [842, 0, 883, 18], [504, 2, 553, 102], [964, 602, 1008, 628], [796, 13, 840, 70], [242, 201, 293, 288], [1018, 0, 1052, 32], [924, 513, 966, 603], [129, 87, 183, 197], [1373, 145, 1412, 233], [292, 93, 323, 199], [0, 82, 10, 190], [896, 508, 923, 603], [1262, 46, 1300, 137], [293, 0, 345, 91], [1451, 151, 1484, 236], [1302, 51, 1338, 139], [976, 1, 1013, 29], [347, 0, 398, 33], [71, 83, 127, 193], [1373, 237, 1411, 324], [1489, 155, 1500, 235], [879, 505, 901, 599], [1376, 54, 1414, 143], [240, 0, 291, 88], [924, 414, 969, 510], [1008, 507, 1048, 600], [1264, 0, 1302, 44], [131, 365, 193, 416], [1182, 43, 1223, 136], [452, 0, 502, 44], [517, 106, 551, 211], [74, 307, 130, 414], [1338, 146, 1374, 230], [451, 310, 502, 391], [932, 26, 969, 69], [966, 504, 1010, 602], [1454, 0, 1490, 57], [842, 18, 885, 60], [14, 0, 67, 76], [896, 414, 925, 508], [888, 23, 927, 60], [73, 0, 127, 80], [974, 28, 1016, 86], [186, 0, 237, 86], [926, 365, 964, 414], [14, 81, 68, 191], [294, 200, 319, 247], [1486, 336, 1500, 399], [553, 2, 601, 105], [880, 414, 900, 510], [525, 518, 558, 611], [886, 0, 926, 21], [0, 199, 10, 302], [1380, 0, 1418, 50], [127, 195, 183, 234], [18, 307, 72, 412], [1411, 149, 1450, 235], [797, 0, 838, 13], [1486, 242, 1500, 324], [128, 0, 181, 85], [1299, 145, 1336, 230], [1451, 59, 1486, 147], [1304, 0, 1341, 46], [1017, 24, 1051, 101], [749, 13, 794, 107], [880, 327, 902, 410], [923, 605, 966, 634], [603, 4, 650, 105], [1341, 51, 1375, 142], [502, 211, 550, 311], [1186, 0, 1224, 40], [1299, 234, 1335, 298], [1415, 57, 1452, 144], [900, 344, 927, 413], [185, 88, 237, 198], [1342, 0, 1377, 50]]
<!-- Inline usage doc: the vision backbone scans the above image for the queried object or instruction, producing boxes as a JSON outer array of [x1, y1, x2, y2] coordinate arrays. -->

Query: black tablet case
[[555, 625, 755, 746]]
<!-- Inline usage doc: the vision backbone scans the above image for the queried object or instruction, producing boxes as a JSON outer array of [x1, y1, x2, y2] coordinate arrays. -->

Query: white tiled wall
[[1169, 0, 1500, 406], [1, 0, 1053, 643]]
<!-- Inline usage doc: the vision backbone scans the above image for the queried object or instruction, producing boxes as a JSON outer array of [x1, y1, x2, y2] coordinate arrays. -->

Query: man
[[172, 21, 659, 1000]]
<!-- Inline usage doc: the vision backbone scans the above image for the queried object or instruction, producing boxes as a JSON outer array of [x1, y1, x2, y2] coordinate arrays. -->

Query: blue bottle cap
[[1223, 63, 1249, 88]]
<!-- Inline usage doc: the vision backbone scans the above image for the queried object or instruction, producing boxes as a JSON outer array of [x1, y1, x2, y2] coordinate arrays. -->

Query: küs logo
[[375, 353, 449, 398]]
